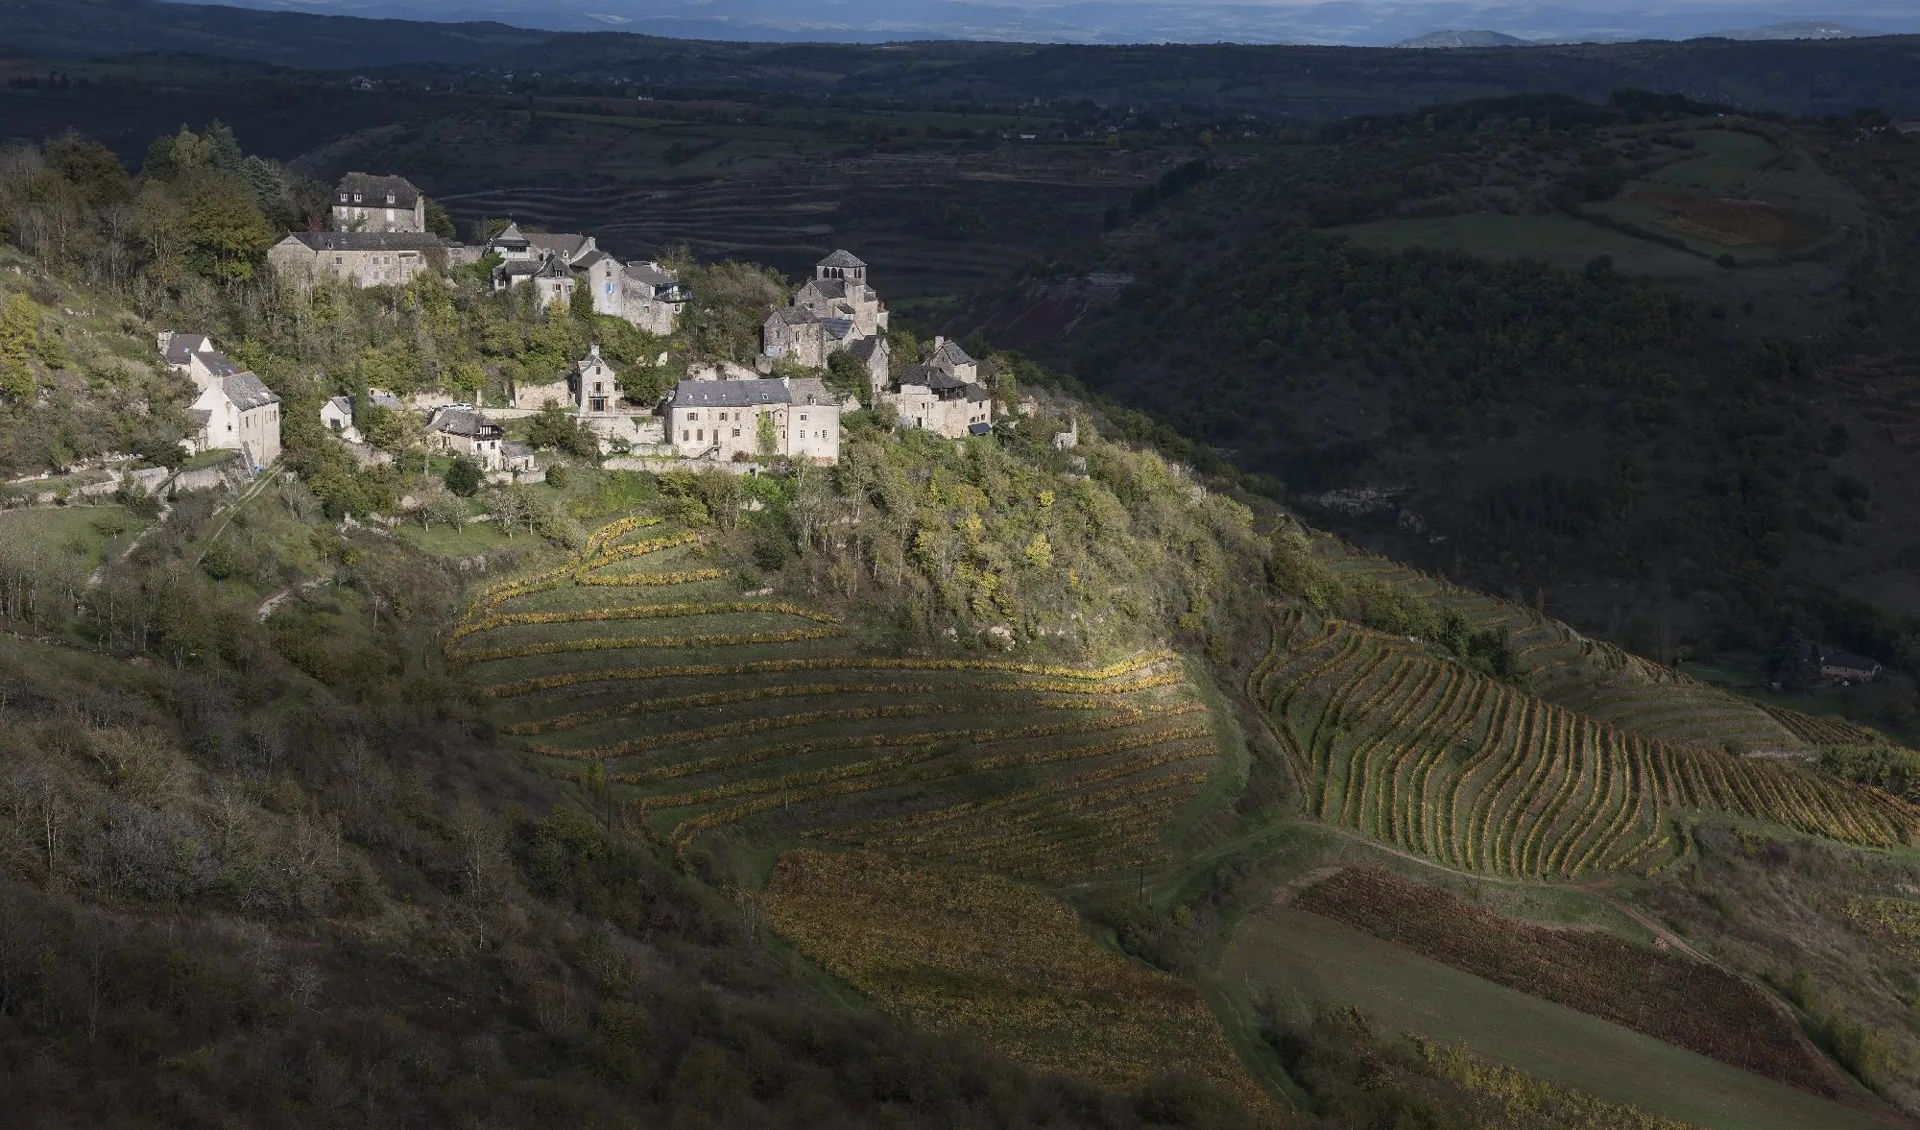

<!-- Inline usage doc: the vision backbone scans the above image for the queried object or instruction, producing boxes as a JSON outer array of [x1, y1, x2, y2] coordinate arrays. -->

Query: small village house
[[1819, 647, 1883, 683], [426, 407, 507, 471], [268, 231, 459, 289], [320, 396, 362, 444], [881, 336, 993, 439]]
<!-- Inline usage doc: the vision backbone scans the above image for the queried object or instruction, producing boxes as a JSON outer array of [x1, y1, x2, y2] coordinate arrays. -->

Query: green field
[[1646, 130, 1779, 193], [1329, 212, 1705, 273], [0, 503, 150, 570], [396, 519, 521, 558], [1221, 907, 1886, 1130]]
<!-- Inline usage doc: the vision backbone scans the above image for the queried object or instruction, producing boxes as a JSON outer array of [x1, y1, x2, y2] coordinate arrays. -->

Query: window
[[353, 193, 362, 203], [386, 194, 395, 204], [732, 427, 741, 438], [688, 412, 699, 421], [800, 413, 808, 422], [681, 430, 689, 441], [696, 429, 704, 441]]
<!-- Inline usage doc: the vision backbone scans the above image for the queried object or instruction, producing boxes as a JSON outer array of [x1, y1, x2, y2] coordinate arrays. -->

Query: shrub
[[444, 457, 482, 497]]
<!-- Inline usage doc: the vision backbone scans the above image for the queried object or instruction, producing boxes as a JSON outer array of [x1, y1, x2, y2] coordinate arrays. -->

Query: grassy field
[[1645, 130, 1779, 193], [395, 519, 519, 558], [1220, 907, 1889, 1130], [0, 503, 149, 571]]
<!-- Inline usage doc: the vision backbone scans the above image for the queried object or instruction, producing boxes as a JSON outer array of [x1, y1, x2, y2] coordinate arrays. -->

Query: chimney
[[933, 336, 945, 352]]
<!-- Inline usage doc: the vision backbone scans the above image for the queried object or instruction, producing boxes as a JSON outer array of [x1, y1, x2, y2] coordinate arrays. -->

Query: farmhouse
[[426, 406, 508, 471], [877, 336, 994, 439], [268, 231, 458, 289], [158, 332, 283, 468], [331, 172, 426, 233], [666, 377, 840, 465], [1819, 647, 1883, 683]]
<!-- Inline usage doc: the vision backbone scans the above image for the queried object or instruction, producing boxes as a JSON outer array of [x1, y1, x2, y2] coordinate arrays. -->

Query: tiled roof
[[489, 221, 529, 248], [503, 441, 533, 458], [223, 373, 280, 411], [336, 172, 421, 209], [818, 249, 866, 269], [284, 231, 447, 252], [497, 259, 544, 276]]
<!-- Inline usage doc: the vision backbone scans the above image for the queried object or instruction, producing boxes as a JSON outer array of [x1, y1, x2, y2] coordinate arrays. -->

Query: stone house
[[269, 231, 455, 289], [666, 377, 840, 465], [763, 307, 826, 369], [621, 261, 686, 335], [1819, 648, 1882, 683], [487, 222, 685, 333], [332, 173, 426, 233], [878, 336, 994, 439], [320, 395, 363, 443], [426, 406, 507, 471], [158, 332, 283, 467], [572, 345, 621, 414]]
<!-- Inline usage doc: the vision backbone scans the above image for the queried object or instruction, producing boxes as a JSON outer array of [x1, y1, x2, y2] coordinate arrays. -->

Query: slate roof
[[969, 421, 993, 436], [223, 373, 280, 411], [368, 391, 403, 410], [489, 221, 529, 249], [818, 249, 866, 269], [846, 337, 887, 361], [1821, 649, 1882, 673], [671, 379, 792, 409], [575, 249, 614, 269], [767, 307, 819, 326], [162, 332, 212, 366], [497, 259, 544, 277], [625, 261, 676, 289], [526, 233, 590, 261], [899, 363, 967, 390], [325, 395, 354, 416], [932, 340, 976, 368], [503, 441, 533, 459], [336, 173, 421, 209], [821, 318, 856, 341], [786, 377, 832, 406], [187, 408, 212, 429], [197, 351, 242, 378], [284, 231, 446, 252], [802, 278, 848, 300], [428, 407, 501, 438]]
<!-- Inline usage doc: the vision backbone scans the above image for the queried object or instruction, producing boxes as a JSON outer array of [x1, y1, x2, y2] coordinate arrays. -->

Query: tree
[[757, 409, 777, 458], [444, 457, 482, 498], [0, 293, 41, 401], [826, 350, 867, 405], [423, 198, 457, 240], [183, 176, 274, 285], [526, 403, 599, 457], [569, 271, 595, 321], [1769, 626, 1821, 693]]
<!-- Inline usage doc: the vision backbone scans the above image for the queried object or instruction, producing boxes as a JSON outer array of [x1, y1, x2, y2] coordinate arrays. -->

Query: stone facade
[[762, 250, 889, 371], [426, 407, 507, 471], [487, 222, 685, 333], [269, 231, 455, 289], [159, 332, 283, 467], [665, 377, 840, 465], [878, 336, 994, 439], [331, 173, 426, 233]]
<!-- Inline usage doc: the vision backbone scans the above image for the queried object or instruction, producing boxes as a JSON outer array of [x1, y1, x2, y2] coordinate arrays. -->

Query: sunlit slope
[[1306, 536, 1880, 755], [450, 515, 1224, 883], [1252, 608, 1920, 877]]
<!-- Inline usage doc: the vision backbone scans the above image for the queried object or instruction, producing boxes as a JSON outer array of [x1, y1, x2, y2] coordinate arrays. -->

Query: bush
[[444, 457, 482, 498], [526, 403, 600, 458], [545, 463, 570, 490]]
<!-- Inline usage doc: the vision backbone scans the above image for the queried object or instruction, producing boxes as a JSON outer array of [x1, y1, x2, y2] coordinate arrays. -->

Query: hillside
[[974, 94, 1920, 736], [5, 118, 1920, 1130]]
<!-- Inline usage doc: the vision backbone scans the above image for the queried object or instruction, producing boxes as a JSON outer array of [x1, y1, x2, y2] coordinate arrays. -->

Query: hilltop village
[[185, 170, 1003, 479]]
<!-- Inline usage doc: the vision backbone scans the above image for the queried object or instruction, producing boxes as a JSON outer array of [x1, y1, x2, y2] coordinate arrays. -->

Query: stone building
[[762, 250, 889, 371], [268, 231, 455, 289], [158, 332, 283, 467], [621, 261, 687, 335], [320, 395, 363, 444], [331, 173, 426, 233], [877, 336, 994, 439], [665, 377, 840, 464], [426, 407, 507, 470], [487, 222, 685, 333]]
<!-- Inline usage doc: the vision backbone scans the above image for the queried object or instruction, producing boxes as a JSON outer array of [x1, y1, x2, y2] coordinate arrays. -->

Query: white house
[[320, 395, 362, 444], [158, 332, 282, 468], [665, 377, 840, 465], [268, 231, 458, 289]]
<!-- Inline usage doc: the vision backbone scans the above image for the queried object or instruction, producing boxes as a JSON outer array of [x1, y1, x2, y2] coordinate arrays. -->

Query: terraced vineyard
[[1251, 610, 1920, 877], [452, 515, 1224, 882], [1310, 538, 1820, 756]]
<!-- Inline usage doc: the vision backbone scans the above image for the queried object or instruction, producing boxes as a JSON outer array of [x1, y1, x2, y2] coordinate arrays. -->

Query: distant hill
[[1394, 30, 1532, 49], [1706, 22, 1882, 41]]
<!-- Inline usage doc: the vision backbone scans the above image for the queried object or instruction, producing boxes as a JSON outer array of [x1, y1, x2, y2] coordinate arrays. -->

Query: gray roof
[[969, 421, 993, 436], [526, 233, 589, 261], [336, 172, 421, 209], [1821, 649, 1881, 671], [671, 379, 791, 409], [428, 407, 500, 438], [803, 278, 848, 300], [933, 340, 976, 368], [818, 249, 866, 269], [162, 332, 212, 365], [223, 373, 280, 411], [575, 249, 613, 269], [325, 395, 354, 414], [497, 259, 544, 277], [187, 408, 212, 428], [786, 377, 832, 406], [285, 231, 447, 252], [625, 261, 675, 287], [767, 307, 819, 326], [369, 391, 402, 409], [489, 221, 529, 249], [503, 441, 533, 458], [822, 318, 855, 341], [197, 351, 242, 378], [847, 337, 887, 361], [900, 363, 968, 391]]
